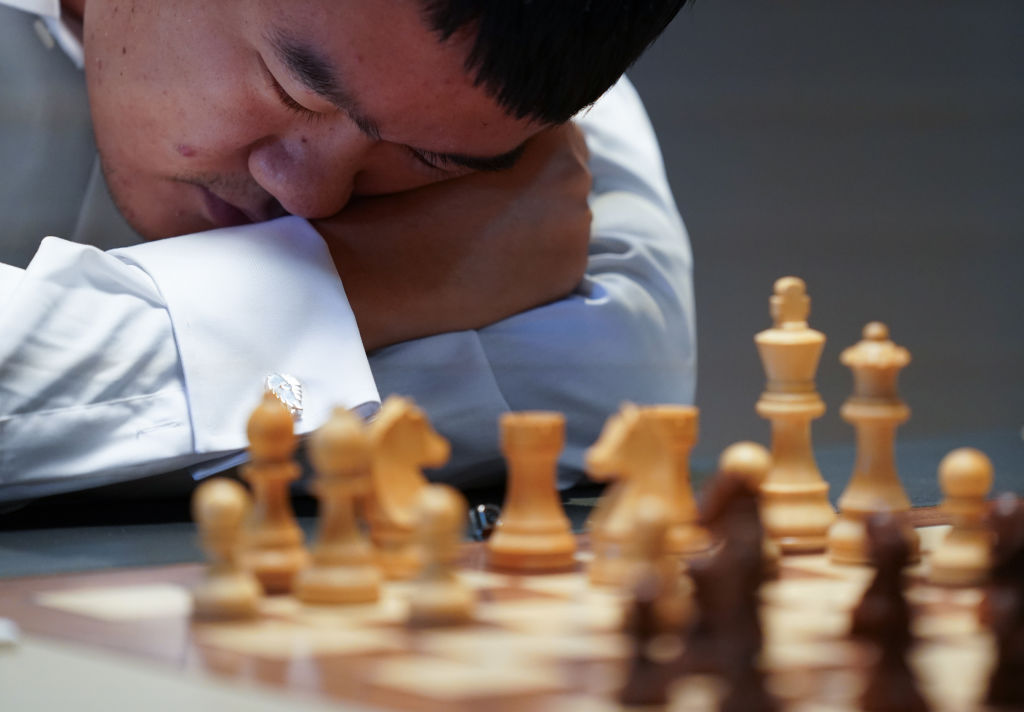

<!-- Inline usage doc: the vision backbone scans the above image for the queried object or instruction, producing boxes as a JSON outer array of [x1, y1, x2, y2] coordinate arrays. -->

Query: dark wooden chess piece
[[618, 572, 677, 706], [677, 551, 726, 674], [676, 469, 758, 677], [861, 635, 930, 712], [983, 493, 1024, 708], [710, 475, 777, 712], [853, 511, 929, 712], [719, 658, 777, 712], [680, 452, 778, 712], [851, 510, 914, 644], [618, 502, 682, 706]]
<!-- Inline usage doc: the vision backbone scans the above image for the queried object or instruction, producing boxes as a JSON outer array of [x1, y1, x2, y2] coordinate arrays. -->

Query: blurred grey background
[[629, 0, 1023, 499]]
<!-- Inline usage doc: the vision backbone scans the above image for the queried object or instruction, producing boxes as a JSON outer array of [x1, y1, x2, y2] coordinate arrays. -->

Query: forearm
[[315, 125, 592, 351], [320, 189, 582, 351], [0, 219, 378, 502]]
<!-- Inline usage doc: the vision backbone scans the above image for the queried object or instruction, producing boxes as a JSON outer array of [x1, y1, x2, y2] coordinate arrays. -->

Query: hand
[[313, 124, 592, 351]]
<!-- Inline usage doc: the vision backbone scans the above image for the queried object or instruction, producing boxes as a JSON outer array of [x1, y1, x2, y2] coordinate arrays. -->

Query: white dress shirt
[[0, 1, 695, 500]]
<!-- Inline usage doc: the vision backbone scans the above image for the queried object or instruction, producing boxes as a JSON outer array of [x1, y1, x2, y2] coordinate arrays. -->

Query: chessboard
[[0, 519, 997, 712]]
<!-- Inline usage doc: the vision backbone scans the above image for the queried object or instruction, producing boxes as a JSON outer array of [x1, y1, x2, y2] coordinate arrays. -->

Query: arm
[[0, 219, 377, 502], [367, 77, 696, 488], [315, 123, 593, 351]]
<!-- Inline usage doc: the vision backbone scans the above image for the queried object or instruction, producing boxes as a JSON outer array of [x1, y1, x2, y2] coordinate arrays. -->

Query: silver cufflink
[[33, 20, 56, 51], [264, 373, 303, 420]]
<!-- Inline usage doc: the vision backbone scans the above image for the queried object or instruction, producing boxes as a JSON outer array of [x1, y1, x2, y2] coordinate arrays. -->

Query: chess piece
[[755, 277, 836, 553], [240, 391, 310, 593], [928, 448, 994, 586], [982, 493, 1024, 628], [627, 497, 691, 632], [854, 512, 929, 712], [682, 455, 777, 712], [587, 405, 711, 581], [585, 404, 674, 585], [983, 494, 1024, 708], [861, 628, 931, 712], [828, 323, 919, 565], [191, 478, 262, 620], [719, 660, 779, 712], [365, 396, 450, 579], [717, 441, 780, 577], [408, 484, 476, 626], [487, 411, 576, 571], [703, 448, 771, 654], [646, 405, 711, 554], [295, 408, 381, 605], [618, 499, 683, 706], [851, 511, 914, 644], [677, 552, 726, 674], [718, 440, 773, 488]]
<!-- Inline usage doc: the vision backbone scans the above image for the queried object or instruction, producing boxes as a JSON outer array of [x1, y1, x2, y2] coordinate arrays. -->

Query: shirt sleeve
[[0, 216, 378, 502], [369, 76, 696, 490]]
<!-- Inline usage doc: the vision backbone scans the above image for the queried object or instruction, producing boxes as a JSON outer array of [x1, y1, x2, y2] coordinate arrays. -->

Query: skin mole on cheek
[[175, 143, 197, 158]]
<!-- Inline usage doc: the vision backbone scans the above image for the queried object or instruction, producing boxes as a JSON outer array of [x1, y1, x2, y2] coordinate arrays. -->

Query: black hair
[[420, 1, 689, 124]]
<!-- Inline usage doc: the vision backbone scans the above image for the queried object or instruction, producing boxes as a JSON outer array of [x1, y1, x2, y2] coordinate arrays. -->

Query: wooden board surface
[[0, 518, 997, 712]]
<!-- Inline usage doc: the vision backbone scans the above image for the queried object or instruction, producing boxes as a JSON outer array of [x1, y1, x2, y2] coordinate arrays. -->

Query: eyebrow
[[266, 27, 528, 173], [267, 27, 382, 140]]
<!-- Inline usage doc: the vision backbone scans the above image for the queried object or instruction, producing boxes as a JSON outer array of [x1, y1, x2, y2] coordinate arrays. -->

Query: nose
[[247, 122, 374, 219]]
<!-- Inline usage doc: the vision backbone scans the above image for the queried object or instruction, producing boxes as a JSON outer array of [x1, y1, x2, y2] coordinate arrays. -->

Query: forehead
[[251, 0, 541, 153]]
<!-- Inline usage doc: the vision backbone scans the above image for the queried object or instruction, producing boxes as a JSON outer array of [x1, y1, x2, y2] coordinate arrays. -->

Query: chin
[[100, 162, 205, 241], [124, 209, 212, 242]]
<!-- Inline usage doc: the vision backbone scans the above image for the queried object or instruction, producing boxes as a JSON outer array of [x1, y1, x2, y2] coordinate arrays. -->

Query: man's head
[[81, 0, 686, 240]]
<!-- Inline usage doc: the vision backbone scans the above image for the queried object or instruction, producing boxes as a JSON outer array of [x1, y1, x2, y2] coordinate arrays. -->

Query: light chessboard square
[[197, 619, 407, 658], [35, 584, 192, 621], [367, 655, 567, 699], [417, 628, 628, 664]]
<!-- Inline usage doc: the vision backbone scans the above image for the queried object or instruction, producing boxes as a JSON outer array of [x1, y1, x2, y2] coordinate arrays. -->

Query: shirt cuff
[[110, 216, 379, 453]]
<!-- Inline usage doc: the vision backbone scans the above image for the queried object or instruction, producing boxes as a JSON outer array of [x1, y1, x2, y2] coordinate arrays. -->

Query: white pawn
[[295, 408, 381, 605], [191, 478, 262, 620], [241, 392, 309, 593], [408, 484, 475, 627], [928, 448, 994, 586]]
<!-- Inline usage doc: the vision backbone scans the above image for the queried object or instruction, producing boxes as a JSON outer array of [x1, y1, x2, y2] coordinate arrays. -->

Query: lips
[[199, 186, 256, 229]]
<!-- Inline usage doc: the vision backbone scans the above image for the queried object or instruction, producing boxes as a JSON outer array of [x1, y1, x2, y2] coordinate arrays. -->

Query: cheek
[[86, 12, 266, 171]]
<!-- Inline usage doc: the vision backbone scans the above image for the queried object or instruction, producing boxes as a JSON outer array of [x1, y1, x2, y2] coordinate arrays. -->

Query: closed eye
[[408, 147, 458, 174], [259, 55, 325, 124]]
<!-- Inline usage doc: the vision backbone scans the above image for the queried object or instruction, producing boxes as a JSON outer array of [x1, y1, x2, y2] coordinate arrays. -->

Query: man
[[0, 0, 696, 501]]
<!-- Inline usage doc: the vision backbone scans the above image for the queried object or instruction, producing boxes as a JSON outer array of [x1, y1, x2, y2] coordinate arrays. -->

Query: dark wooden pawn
[[618, 573, 677, 706], [861, 640, 930, 712], [718, 657, 778, 712], [850, 511, 914, 645], [677, 470, 762, 676], [677, 552, 727, 674], [704, 467, 770, 653], [708, 472, 777, 712], [680, 461, 777, 711], [853, 511, 929, 712], [984, 494, 1024, 708]]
